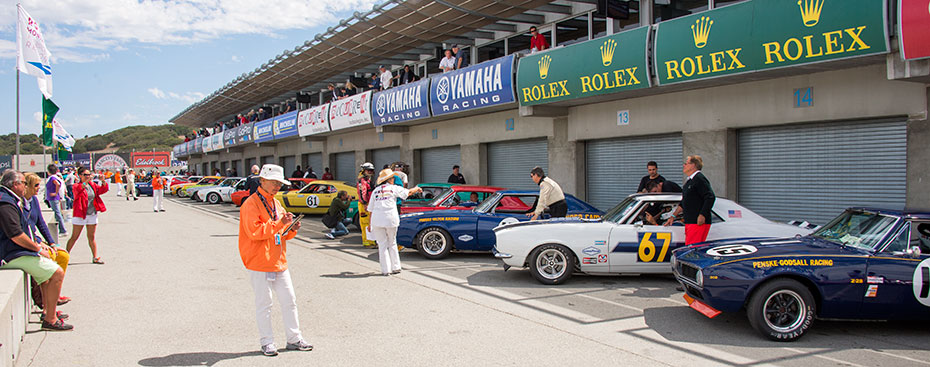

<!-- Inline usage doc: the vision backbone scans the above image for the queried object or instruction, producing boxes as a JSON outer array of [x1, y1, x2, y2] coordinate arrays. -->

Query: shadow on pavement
[[138, 351, 261, 366], [320, 271, 382, 279]]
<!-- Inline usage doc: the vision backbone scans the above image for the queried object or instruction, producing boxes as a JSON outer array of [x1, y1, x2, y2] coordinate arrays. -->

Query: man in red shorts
[[665, 155, 715, 245]]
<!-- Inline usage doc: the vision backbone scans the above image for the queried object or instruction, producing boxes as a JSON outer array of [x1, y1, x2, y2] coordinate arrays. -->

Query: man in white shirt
[[439, 49, 456, 73], [379, 66, 392, 91], [527, 166, 566, 220]]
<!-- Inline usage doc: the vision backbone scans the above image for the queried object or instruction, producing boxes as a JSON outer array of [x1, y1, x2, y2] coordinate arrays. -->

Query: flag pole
[[15, 69, 20, 168]]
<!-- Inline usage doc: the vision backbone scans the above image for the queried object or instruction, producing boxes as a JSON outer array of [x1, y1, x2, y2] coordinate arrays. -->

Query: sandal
[[92, 257, 105, 264], [57, 296, 71, 305]]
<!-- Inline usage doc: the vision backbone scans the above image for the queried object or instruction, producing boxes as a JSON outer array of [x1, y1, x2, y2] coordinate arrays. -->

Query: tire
[[353, 213, 360, 228], [746, 279, 816, 342], [207, 192, 221, 204], [528, 244, 575, 285], [415, 228, 453, 259], [135, 188, 141, 197]]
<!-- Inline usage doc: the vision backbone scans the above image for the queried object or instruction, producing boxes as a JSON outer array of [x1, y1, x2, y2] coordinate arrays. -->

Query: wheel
[[353, 213, 360, 228], [415, 228, 453, 259], [207, 192, 221, 204], [746, 279, 815, 341], [190, 192, 200, 201], [135, 188, 141, 197], [528, 244, 575, 285]]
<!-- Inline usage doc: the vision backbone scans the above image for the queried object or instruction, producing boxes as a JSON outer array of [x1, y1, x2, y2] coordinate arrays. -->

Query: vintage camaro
[[493, 193, 812, 285], [195, 178, 246, 204], [671, 207, 930, 341], [397, 190, 604, 259], [190, 177, 243, 201]]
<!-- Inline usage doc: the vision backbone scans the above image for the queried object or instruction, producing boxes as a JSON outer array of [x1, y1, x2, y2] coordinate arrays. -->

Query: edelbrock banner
[[654, 0, 889, 85], [131, 152, 170, 169], [236, 122, 254, 145], [254, 119, 275, 143], [372, 78, 430, 126], [224, 128, 238, 147], [272, 111, 299, 140], [298, 103, 330, 136], [430, 54, 515, 117], [329, 90, 373, 131]]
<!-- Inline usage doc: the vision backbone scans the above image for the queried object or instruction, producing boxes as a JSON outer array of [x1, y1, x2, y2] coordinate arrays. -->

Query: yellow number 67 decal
[[637, 232, 672, 262]]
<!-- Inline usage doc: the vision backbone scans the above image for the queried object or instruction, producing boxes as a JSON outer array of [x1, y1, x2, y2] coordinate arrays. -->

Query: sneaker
[[41, 319, 73, 331], [261, 343, 278, 356], [286, 340, 313, 351], [57, 296, 71, 305], [391, 269, 402, 275], [325, 233, 335, 240], [154, 210, 158, 212], [159, 209, 166, 212], [126, 197, 129, 201], [41, 310, 69, 321]]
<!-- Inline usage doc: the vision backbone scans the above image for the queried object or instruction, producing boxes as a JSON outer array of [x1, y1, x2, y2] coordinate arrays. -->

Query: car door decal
[[915, 258, 930, 306], [611, 232, 682, 263], [306, 195, 319, 208]]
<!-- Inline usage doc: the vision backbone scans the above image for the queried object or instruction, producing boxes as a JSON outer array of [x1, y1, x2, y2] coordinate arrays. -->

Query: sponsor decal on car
[[597, 254, 608, 263], [867, 276, 884, 284], [865, 285, 879, 298], [582, 257, 597, 265], [458, 235, 474, 242], [582, 246, 601, 256], [706, 244, 758, 257], [752, 258, 834, 268], [418, 217, 460, 222], [594, 240, 606, 246]]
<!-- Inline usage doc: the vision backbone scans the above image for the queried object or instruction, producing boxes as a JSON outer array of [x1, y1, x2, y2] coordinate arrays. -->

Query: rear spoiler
[[787, 220, 820, 231]]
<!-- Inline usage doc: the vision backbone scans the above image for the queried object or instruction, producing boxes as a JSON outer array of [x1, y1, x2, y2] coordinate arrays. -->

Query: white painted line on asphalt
[[548, 287, 644, 313], [862, 349, 930, 365], [628, 328, 781, 367], [780, 347, 868, 367]]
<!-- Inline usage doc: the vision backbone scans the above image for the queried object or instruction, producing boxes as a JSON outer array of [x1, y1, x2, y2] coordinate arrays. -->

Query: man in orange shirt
[[238, 164, 312, 356], [151, 172, 165, 212], [114, 170, 123, 197]]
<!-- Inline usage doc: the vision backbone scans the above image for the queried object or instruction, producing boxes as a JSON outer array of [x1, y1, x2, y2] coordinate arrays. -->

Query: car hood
[[493, 217, 600, 232], [673, 236, 872, 269], [400, 208, 475, 219]]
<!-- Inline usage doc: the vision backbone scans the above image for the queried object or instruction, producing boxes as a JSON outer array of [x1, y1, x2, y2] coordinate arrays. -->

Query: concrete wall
[[907, 88, 930, 208]]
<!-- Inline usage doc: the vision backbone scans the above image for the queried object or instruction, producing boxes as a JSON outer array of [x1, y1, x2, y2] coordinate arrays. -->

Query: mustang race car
[[400, 185, 503, 214], [672, 207, 930, 341], [494, 193, 812, 285], [169, 176, 202, 195], [190, 177, 243, 201], [195, 178, 247, 203], [397, 190, 604, 259], [344, 182, 460, 228], [175, 176, 222, 197], [275, 180, 358, 214]]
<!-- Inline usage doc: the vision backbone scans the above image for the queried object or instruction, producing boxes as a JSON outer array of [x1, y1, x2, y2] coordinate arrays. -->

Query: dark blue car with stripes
[[672, 207, 930, 341]]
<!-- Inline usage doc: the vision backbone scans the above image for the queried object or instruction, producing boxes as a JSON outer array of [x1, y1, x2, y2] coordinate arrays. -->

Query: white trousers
[[116, 183, 124, 196], [371, 226, 401, 274], [126, 180, 135, 199], [248, 269, 303, 346], [153, 189, 164, 211]]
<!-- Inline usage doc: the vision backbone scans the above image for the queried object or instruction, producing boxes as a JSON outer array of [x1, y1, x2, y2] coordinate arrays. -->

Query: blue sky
[[0, 0, 379, 138]]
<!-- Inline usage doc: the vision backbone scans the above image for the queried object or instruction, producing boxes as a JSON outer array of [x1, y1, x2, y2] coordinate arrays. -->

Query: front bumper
[[683, 294, 721, 318], [491, 247, 512, 271]]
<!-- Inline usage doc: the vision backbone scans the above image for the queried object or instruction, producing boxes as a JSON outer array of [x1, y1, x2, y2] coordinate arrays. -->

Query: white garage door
[[334, 152, 356, 183], [738, 118, 907, 225], [488, 139, 548, 190], [372, 147, 400, 173], [420, 146, 461, 184], [585, 134, 683, 211]]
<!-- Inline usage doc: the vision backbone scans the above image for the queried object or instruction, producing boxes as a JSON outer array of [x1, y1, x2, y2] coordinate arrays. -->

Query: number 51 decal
[[637, 232, 673, 262]]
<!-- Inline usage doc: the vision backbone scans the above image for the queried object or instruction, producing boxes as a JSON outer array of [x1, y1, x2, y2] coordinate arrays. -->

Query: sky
[[0, 0, 380, 139]]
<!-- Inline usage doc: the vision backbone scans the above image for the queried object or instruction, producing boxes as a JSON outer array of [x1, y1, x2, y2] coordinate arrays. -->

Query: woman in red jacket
[[66, 167, 108, 264]]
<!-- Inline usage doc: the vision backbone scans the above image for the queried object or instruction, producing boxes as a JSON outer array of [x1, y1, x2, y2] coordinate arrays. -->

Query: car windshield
[[602, 196, 639, 223], [220, 179, 237, 186], [474, 193, 502, 213], [426, 188, 455, 207], [812, 210, 900, 250], [200, 178, 220, 185]]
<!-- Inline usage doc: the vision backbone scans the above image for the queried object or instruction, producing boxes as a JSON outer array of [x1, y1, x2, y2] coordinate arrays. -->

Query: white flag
[[16, 4, 52, 99], [52, 119, 75, 150]]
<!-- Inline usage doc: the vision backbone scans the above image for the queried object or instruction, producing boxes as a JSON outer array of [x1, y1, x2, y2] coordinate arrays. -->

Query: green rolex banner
[[41, 96, 59, 147]]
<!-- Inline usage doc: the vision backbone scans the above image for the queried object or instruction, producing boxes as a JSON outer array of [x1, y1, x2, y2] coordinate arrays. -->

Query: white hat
[[259, 164, 289, 185], [360, 162, 375, 170], [376, 168, 396, 185]]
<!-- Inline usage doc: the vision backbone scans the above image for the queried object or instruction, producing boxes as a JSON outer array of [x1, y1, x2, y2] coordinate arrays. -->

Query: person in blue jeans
[[324, 191, 352, 239], [45, 165, 67, 236]]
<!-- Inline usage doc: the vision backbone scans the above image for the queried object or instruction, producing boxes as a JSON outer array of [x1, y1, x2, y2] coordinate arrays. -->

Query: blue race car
[[397, 190, 604, 259], [672, 207, 930, 341]]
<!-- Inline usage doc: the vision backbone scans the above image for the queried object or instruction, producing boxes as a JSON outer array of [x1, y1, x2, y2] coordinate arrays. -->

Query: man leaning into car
[[528, 166, 566, 220], [665, 155, 715, 244]]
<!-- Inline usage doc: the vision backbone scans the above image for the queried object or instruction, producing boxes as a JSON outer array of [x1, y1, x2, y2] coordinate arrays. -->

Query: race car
[[231, 178, 315, 206], [671, 207, 930, 341], [169, 176, 202, 195], [397, 190, 604, 260], [344, 182, 461, 228], [194, 178, 246, 203], [190, 177, 243, 201], [174, 176, 220, 197], [134, 176, 190, 196], [493, 193, 812, 285], [400, 185, 503, 214], [275, 180, 358, 214]]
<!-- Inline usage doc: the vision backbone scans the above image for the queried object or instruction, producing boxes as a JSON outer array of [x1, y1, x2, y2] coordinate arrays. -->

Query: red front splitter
[[683, 294, 721, 318]]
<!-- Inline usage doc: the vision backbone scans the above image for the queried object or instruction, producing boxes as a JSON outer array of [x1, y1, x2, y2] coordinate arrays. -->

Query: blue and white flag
[[16, 4, 52, 99], [51, 119, 75, 150]]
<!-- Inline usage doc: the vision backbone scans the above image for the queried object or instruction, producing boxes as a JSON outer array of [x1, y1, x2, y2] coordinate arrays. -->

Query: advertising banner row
[[176, 0, 891, 155]]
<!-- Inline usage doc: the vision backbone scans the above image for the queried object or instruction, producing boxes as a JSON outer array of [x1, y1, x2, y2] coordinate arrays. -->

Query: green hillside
[[0, 124, 191, 155]]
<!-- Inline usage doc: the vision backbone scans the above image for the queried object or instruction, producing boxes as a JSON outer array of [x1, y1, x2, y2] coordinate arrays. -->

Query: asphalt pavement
[[18, 191, 930, 366]]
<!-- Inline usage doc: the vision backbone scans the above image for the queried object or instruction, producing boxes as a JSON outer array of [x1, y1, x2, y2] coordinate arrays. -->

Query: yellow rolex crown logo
[[691, 16, 713, 49], [797, 0, 824, 27], [538, 54, 552, 79], [600, 39, 617, 67]]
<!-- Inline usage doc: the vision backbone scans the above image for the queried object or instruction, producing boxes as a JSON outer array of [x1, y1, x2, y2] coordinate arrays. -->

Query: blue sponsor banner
[[187, 140, 197, 154], [272, 111, 299, 140], [0, 155, 12, 174], [254, 119, 275, 143], [224, 128, 238, 147], [373, 79, 431, 126], [429, 55, 516, 117], [61, 153, 91, 168], [178, 142, 188, 156], [236, 122, 254, 145]]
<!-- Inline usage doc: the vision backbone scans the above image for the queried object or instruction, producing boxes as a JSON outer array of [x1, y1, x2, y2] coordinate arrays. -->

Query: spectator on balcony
[[247, 109, 257, 122], [529, 26, 549, 53], [328, 84, 343, 102], [368, 74, 381, 91], [340, 82, 356, 99], [379, 66, 393, 90], [439, 49, 456, 73], [258, 108, 270, 121], [453, 45, 469, 70], [399, 65, 418, 84]]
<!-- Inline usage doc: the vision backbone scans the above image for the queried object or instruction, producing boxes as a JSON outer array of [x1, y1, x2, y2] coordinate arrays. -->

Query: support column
[[682, 130, 733, 199], [547, 117, 579, 195], [399, 132, 415, 184], [460, 143, 485, 186], [907, 105, 930, 208]]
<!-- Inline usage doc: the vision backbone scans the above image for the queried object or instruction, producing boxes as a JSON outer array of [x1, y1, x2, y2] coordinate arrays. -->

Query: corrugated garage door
[[334, 152, 356, 183], [244, 158, 256, 172], [372, 147, 400, 172], [586, 134, 683, 211], [739, 118, 906, 225], [488, 139, 548, 190], [262, 156, 274, 165], [232, 160, 241, 176], [303, 153, 322, 177], [420, 146, 461, 184], [280, 156, 296, 177]]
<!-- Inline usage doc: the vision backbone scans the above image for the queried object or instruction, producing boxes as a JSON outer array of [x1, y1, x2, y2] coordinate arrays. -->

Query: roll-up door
[[420, 146, 461, 184], [585, 134, 683, 211], [281, 156, 296, 176], [738, 118, 906, 225], [303, 153, 323, 177], [262, 156, 274, 165], [372, 147, 400, 172], [201, 163, 208, 176], [232, 160, 242, 176], [334, 152, 356, 183], [488, 139, 548, 190], [220, 161, 228, 174], [244, 158, 256, 173]]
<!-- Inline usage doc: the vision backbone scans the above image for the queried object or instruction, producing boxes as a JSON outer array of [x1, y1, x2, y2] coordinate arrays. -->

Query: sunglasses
[[81, 173, 92, 176]]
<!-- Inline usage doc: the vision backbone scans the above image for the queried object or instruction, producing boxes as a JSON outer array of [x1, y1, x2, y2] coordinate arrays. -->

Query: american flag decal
[[728, 210, 742, 218]]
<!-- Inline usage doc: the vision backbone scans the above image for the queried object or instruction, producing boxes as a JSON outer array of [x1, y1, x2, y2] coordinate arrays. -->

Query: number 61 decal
[[637, 232, 673, 262]]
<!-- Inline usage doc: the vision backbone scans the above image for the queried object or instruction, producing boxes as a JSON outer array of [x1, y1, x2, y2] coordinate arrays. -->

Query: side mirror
[[906, 246, 922, 258]]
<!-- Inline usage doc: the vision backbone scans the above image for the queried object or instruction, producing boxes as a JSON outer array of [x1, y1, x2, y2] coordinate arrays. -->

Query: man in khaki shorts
[[0, 170, 71, 331]]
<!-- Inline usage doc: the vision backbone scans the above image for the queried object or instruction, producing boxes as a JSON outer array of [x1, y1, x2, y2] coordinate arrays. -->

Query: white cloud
[[2, 0, 381, 63], [149, 87, 204, 103], [148, 87, 166, 99], [231, 55, 240, 62]]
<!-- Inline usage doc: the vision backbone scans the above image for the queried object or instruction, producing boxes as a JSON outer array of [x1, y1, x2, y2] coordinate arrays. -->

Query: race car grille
[[678, 263, 699, 283]]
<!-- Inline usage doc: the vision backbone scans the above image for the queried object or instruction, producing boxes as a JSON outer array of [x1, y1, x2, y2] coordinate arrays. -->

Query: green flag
[[41, 97, 59, 147], [56, 142, 70, 161]]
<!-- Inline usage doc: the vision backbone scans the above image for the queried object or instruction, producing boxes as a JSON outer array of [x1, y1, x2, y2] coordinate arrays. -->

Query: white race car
[[493, 193, 812, 285], [196, 178, 247, 204]]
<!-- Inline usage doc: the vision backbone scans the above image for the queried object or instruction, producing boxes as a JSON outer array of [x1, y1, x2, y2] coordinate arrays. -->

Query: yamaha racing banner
[[429, 55, 515, 117], [372, 78, 430, 126], [60, 153, 91, 167]]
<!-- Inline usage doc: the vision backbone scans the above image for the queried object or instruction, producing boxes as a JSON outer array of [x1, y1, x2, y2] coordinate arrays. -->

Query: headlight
[[670, 254, 678, 271], [696, 269, 703, 287]]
